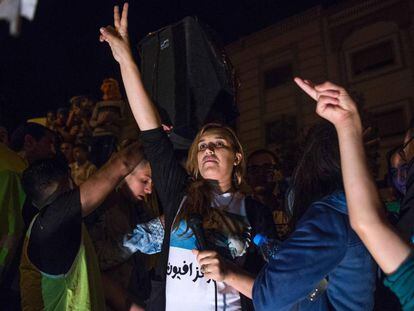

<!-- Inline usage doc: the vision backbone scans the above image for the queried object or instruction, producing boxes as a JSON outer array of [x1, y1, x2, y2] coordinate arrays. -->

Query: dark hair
[[291, 121, 342, 226], [22, 157, 69, 205], [57, 107, 69, 116], [247, 149, 278, 166], [174, 123, 246, 231], [10, 122, 53, 152]]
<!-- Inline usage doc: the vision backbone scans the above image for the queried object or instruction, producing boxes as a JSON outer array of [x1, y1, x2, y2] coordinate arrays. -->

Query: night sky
[[0, 0, 342, 131]]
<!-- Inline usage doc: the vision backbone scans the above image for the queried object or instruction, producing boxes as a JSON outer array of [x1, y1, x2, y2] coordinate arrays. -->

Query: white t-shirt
[[165, 192, 251, 311]]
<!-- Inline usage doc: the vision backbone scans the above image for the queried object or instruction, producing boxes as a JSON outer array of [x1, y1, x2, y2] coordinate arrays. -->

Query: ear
[[234, 153, 242, 166], [24, 134, 36, 151]]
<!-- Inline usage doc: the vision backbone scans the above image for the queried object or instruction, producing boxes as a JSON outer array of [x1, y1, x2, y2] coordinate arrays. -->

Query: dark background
[[0, 0, 342, 131]]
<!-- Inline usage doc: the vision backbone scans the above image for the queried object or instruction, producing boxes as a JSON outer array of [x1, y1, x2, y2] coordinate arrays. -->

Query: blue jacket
[[253, 191, 377, 310]]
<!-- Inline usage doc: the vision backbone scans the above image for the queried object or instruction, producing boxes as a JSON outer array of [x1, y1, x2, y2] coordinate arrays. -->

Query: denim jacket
[[253, 191, 377, 311]]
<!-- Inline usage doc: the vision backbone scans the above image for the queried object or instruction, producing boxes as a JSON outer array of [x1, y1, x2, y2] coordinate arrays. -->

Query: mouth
[[203, 156, 218, 165]]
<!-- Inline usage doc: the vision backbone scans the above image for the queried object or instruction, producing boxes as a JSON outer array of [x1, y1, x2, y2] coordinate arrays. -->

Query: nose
[[205, 142, 216, 154]]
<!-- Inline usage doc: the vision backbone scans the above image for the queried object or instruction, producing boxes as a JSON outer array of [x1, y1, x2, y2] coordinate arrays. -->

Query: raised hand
[[294, 78, 361, 131], [99, 3, 133, 65]]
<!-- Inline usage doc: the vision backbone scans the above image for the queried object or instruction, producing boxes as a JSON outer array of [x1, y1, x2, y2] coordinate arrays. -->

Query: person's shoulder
[[311, 191, 348, 215], [86, 161, 97, 171], [50, 188, 81, 209], [297, 192, 349, 233], [0, 143, 27, 173]]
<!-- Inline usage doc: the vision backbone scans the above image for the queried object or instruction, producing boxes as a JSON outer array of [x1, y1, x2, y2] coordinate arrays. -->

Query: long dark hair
[[291, 121, 343, 227], [173, 123, 246, 230]]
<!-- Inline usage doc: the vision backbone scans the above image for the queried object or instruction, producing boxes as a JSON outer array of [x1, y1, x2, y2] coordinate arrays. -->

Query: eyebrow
[[198, 136, 226, 143]]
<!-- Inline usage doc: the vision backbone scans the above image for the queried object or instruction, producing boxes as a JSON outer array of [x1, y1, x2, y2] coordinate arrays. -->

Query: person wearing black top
[[99, 4, 275, 310], [20, 142, 145, 309]]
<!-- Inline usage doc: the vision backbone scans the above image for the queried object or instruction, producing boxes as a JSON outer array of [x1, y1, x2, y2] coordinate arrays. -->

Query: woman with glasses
[[387, 134, 414, 197], [246, 150, 291, 240]]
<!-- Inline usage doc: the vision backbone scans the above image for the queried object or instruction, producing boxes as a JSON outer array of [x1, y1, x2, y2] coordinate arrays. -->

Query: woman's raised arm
[[294, 77, 412, 274], [99, 3, 161, 131]]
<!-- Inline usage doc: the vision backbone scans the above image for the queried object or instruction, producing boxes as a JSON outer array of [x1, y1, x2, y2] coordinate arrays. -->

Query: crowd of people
[[0, 2, 413, 310]]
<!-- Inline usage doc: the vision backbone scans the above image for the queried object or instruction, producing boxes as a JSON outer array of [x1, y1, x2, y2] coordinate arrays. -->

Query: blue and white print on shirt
[[166, 192, 251, 311]]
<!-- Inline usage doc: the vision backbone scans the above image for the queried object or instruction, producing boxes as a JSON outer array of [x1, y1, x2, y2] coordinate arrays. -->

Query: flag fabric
[[0, 0, 37, 36]]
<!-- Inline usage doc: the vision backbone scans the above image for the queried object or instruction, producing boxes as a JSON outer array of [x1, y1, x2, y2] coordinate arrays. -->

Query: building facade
[[226, 0, 414, 178]]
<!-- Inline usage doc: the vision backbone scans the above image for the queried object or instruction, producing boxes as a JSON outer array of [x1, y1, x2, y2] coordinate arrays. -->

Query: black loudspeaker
[[138, 16, 239, 148]]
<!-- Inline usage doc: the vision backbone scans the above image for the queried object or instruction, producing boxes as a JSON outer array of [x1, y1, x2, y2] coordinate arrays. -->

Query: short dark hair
[[10, 122, 53, 152], [247, 149, 278, 165], [22, 157, 69, 205]]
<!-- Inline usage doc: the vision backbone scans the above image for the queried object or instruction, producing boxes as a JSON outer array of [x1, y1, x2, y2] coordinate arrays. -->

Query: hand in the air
[[99, 3, 133, 65], [294, 78, 361, 131], [193, 250, 228, 282]]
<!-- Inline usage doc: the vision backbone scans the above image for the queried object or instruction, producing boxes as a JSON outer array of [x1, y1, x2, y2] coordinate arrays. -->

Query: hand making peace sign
[[294, 77, 362, 132], [99, 3, 133, 65]]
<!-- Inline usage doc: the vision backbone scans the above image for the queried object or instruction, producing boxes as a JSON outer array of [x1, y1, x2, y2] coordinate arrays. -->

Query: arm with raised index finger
[[294, 77, 412, 275], [99, 3, 161, 131]]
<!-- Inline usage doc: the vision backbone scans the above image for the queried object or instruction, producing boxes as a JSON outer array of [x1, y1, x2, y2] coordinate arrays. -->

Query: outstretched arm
[[80, 142, 144, 216], [294, 77, 412, 274], [99, 3, 161, 131]]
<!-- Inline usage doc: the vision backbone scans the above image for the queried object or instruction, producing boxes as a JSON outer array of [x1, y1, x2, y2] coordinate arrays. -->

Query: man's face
[[38, 177, 74, 209], [247, 152, 278, 195], [60, 143, 73, 160], [101, 80, 120, 100], [56, 113, 66, 126], [29, 131, 56, 163], [73, 147, 88, 164], [389, 130, 414, 195], [390, 151, 408, 195], [46, 112, 55, 123], [122, 163, 152, 202]]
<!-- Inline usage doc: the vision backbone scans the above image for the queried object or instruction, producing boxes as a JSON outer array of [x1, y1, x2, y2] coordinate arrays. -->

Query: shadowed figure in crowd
[[19, 142, 144, 310]]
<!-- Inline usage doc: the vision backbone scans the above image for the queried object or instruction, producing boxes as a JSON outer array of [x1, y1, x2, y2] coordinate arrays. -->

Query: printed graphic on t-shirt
[[166, 192, 251, 311]]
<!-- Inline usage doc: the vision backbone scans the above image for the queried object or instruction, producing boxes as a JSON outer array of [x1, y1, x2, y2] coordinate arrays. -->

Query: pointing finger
[[294, 77, 317, 100]]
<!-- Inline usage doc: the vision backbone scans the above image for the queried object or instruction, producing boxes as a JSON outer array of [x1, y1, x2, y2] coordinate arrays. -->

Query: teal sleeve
[[384, 254, 414, 310]]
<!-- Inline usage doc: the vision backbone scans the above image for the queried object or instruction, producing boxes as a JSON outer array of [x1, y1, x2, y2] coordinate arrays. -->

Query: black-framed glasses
[[247, 164, 278, 175]]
